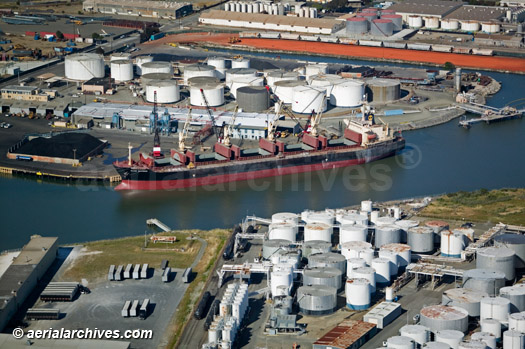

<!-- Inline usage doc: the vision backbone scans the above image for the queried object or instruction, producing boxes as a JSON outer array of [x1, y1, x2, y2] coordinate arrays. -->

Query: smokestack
[[455, 67, 462, 92]]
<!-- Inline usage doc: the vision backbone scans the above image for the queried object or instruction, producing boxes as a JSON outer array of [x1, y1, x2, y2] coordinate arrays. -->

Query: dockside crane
[[178, 107, 192, 151], [306, 95, 326, 137], [200, 88, 222, 138], [223, 105, 238, 147]]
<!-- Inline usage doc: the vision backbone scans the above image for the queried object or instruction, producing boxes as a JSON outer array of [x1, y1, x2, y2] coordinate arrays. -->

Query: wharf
[[457, 102, 524, 128]]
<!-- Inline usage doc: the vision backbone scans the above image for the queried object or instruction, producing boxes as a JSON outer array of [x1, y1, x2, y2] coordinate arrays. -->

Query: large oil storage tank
[[481, 318, 502, 340], [309, 252, 346, 273], [400, 325, 430, 346], [304, 223, 332, 243], [370, 19, 394, 36], [183, 64, 216, 85], [502, 330, 525, 349], [272, 212, 299, 225], [207, 57, 228, 79], [407, 226, 435, 253], [303, 267, 343, 290], [481, 22, 500, 34], [345, 278, 371, 310], [273, 80, 307, 104], [375, 216, 397, 226], [395, 220, 419, 242], [339, 213, 368, 226], [353, 266, 376, 293], [381, 14, 402, 31], [146, 81, 180, 104], [347, 258, 367, 277], [262, 239, 291, 259], [471, 332, 497, 349], [441, 19, 460, 30], [231, 58, 250, 69], [476, 247, 515, 281], [110, 52, 131, 61], [435, 330, 465, 349], [371, 257, 391, 287], [463, 269, 506, 297], [309, 74, 343, 97], [341, 240, 373, 259], [441, 230, 466, 257], [304, 211, 335, 226], [110, 59, 133, 82], [189, 82, 224, 107], [442, 288, 488, 317], [346, 17, 369, 34], [271, 269, 293, 296], [225, 68, 257, 84], [266, 71, 300, 90], [330, 80, 365, 107], [269, 222, 298, 242], [305, 63, 328, 78], [358, 12, 378, 23], [480, 297, 510, 322], [236, 86, 270, 112], [500, 286, 525, 312], [424, 16, 440, 29], [366, 78, 401, 103], [297, 285, 337, 315], [424, 342, 451, 349], [460, 20, 480, 32], [302, 240, 332, 258], [228, 76, 264, 98], [65, 53, 104, 81], [509, 312, 525, 332], [292, 86, 327, 114], [135, 56, 154, 75], [408, 15, 423, 28], [340, 224, 368, 244], [378, 250, 399, 276], [142, 73, 174, 84], [375, 225, 402, 248], [387, 336, 415, 349], [142, 61, 173, 76], [425, 220, 449, 234], [457, 342, 487, 349], [494, 234, 525, 268], [420, 305, 469, 333]]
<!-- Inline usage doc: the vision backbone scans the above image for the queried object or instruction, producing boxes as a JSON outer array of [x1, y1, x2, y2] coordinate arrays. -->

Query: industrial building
[[388, 0, 463, 22], [0, 85, 50, 102], [199, 10, 345, 34], [312, 320, 377, 349], [82, 0, 193, 19], [0, 236, 58, 332], [82, 77, 114, 95]]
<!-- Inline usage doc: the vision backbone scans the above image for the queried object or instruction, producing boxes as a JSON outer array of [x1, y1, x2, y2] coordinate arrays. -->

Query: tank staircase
[[146, 218, 171, 232], [456, 102, 524, 128]]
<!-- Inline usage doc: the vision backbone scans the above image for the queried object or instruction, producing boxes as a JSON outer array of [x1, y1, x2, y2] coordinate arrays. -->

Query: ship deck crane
[[199, 88, 221, 138], [306, 95, 326, 137], [223, 105, 238, 147], [270, 93, 306, 136], [178, 107, 192, 151], [267, 102, 281, 142], [152, 91, 162, 157]]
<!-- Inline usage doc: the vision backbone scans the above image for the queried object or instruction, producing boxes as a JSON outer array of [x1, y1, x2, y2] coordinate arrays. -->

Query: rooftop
[[12, 236, 58, 266], [388, 0, 464, 16], [314, 320, 376, 348], [0, 264, 37, 300], [1, 85, 38, 92], [444, 5, 506, 21], [84, 0, 190, 10]]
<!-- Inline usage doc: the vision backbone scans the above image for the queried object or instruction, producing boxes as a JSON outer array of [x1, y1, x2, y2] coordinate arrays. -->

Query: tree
[[56, 31, 64, 40], [95, 47, 104, 55], [444, 61, 456, 70], [92, 32, 101, 40]]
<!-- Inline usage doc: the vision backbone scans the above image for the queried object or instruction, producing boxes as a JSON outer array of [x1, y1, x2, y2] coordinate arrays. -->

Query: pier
[[146, 219, 171, 232], [456, 102, 524, 128]]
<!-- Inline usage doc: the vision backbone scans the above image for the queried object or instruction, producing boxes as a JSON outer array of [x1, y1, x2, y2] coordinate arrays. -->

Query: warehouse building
[[388, 0, 463, 21], [199, 10, 345, 34], [313, 320, 377, 349], [475, 33, 524, 47], [1, 85, 50, 102], [444, 5, 506, 22], [83, 0, 193, 19], [0, 236, 58, 332]]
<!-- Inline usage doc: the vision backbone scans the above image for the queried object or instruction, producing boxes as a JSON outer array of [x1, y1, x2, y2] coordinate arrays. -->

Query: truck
[[139, 299, 150, 319], [149, 32, 165, 41]]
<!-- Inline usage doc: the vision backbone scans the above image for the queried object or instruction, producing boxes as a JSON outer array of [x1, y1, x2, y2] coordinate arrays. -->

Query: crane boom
[[309, 95, 326, 137], [200, 88, 220, 136], [223, 105, 238, 147], [178, 108, 192, 151]]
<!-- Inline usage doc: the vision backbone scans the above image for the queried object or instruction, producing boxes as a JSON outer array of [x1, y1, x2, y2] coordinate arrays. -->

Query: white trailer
[[115, 265, 124, 281], [141, 263, 148, 278], [162, 267, 171, 282], [124, 264, 133, 279], [108, 265, 116, 281]]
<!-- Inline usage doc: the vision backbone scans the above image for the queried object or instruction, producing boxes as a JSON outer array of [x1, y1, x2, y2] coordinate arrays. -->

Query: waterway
[[0, 60, 524, 251]]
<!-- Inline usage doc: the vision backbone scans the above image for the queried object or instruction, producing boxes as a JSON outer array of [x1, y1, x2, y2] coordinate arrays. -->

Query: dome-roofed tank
[[420, 305, 469, 333], [297, 285, 337, 315], [494, 233, 525, 268], [462, 269, 506, 296], [292, 86, 327, 114], [303, 266, 343, 290], [435, 329, 465, 348], [65, 53, 104, 81], [442, 288, 489, 317], [273, 80, 307, 104], [309, 252, 346, 274], [476, 247, 515, 282], [236, 86, 270, 112], [302, 240, 332, 259], [407, 226, 435, 253], [500, 285, 525, 312]]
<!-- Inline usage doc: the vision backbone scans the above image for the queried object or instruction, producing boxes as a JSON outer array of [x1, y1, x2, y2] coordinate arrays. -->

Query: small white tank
[[480, 297, 510, 322], [272, 212, 299, 225], [189, 83, 225, 107], [441, 230, 466, 257], [346, 258, 367, 277], [340, 224, 368, 244], [509, 312, 525, 332], [345, 278, 371, 310], [481, 318, 502, 340], [502, 330, 525, 349], [371, 257, 391, 287], [378, 250, 399, 276], [399, 325, 430, 346], [305, 63, 328, 78], [304, 223, 332, 243], [341, 241, 373, 259], [353, 267, 376, 294], [387, 336, 415, 349], [471, 332, 497, 349], [435, 330, 465, 349], [269, 222, 297, 242], [361, 200, 373, 212], [292, 86, 327, 114]]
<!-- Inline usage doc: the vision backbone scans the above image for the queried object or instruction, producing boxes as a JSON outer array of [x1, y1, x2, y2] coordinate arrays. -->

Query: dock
[[456, 102, 523, 128], [146, 218, 171, 232]]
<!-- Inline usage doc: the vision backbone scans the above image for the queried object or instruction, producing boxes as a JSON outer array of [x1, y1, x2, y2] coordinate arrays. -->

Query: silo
[[346, 17, 369, 34], [347, 258, 367, 277], [142, 61, 173, 76], [442, 288, 488, 317], [480, 297, 510, 322], [345, 278, 371, 310], [330, 79, 365, 107], [183, 64, 216, 84], [232, 58, 250, 69], [457, 342, 487, 349], [408, 226, 435, 253], [269, 222, 297, 242], [236, 86, 270, 112], [340, 224, 368, 244], [381, 14, 402, 31], [359, 12, 378, 23], [481, 319, 502, 340], [502, 330, 525, 349], [309, 253, 346, 275], [302, 240, 332, 259], [441, 230, 466, 257], [378, 250, 399, 276], [494, 234, 525, 268], [420, 305, 469, 333], [64, 53, 104, 80], [227, 75, 264, 98], [225, 68, 257, 84], [273, 80, 307, 104], [305, 63, 329, 78], [387, 336, 415, 349], [509, 312, 525, 332], [375, 225, 402, 248], [146, 81, 180, 104], [135, 55, 154, 75], [471, 332, 496, 349], [142, 73, 174, 84], [408, 15, 423, 28], [424, 17, 440, 29], [189, 82, 224, 107], [435, 330, 465, 349], [341, 240, 373, 259], [266, 71, 301, 90], [463, 269, 506, 297], [303, 267, 343, 290], [271, 269, 293, 297], [292, 86, 327, 114], [272, 212, 299, 225], [380, 243, 411, 272], [353, 267, 376, 294], [477, 247, 515, 282], [366, 78, 401, 103], [339, 213, 368, 226], [262, 239, 291, 259], [424, 343, 451, 349], [372, 257, 391, 287], [304, 223, 332, 243], [370, 19, 394, 36], [400, 325, 430, 346], [110, 60, 133, 82], [297, 285, 337, 315], [500, 286, 525, 312]]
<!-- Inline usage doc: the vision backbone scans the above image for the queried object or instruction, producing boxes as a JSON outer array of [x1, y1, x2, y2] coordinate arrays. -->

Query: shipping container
[[141, 263, 148, 278], [182, 267, 192, 283], [194, 291, 210, 320], [130, 300, 139, 317], [121, 300, 131, 317], [162, 267, 171, 282], [133, 264, 141, 279], [139, 299, 150, 319], [108, 265, 115, 281], [149, 32, 165, 41]]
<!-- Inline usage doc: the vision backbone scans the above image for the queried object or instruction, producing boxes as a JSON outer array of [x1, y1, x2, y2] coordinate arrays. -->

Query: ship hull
[[114, 139, 405, 190]]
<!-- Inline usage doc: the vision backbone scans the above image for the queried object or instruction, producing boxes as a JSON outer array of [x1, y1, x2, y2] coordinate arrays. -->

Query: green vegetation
[[55, 31, 64, 40], [444, 61, 456, 70], [421, 188, 525, 225], [91, 32, 101, 40]]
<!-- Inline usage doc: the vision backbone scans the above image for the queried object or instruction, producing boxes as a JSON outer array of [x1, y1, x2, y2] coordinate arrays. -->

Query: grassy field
[[421, 188, 525, 225]]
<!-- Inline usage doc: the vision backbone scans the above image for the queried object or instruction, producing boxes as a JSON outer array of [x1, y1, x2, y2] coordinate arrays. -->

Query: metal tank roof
[[264, 239, 292, 248], [188, 76, 220, 85], [443, 288, 489, 303], [309, 252, 346, 263], [477, 246, 515, 259], [274, 80, 307, 87], [185, 63, 215, 71], [298, 284, 337, 297], [425, 220, 449, 228], [494, 233, 525, 245], [303, 267, 342, 279], [142, 73, 173, 81], [421, 305, 469, 320], [463, 269, 506, 280], [387, 336, 415, 346], [381, 243, 411, 253], [366, 78, 401, 87], [142, 61, 172, 68], [423, 342, 450, 349], [227, 67, 257, 75]]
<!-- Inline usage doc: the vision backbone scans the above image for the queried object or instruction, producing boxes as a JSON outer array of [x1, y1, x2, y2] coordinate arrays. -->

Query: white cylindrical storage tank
[[234, 2, 240, 12], [65, 53, 104, 80], [424, 342, 451, 349], [246, 3, 253, 13], [375, 216, 398, 226], [371, 211, 379, 224], [442, 288, 488, 317], [341, 241, 373, 259], [292, 85, 327, 114], [500, 286, 525, 312], [330, 79, 365, 107], [309, 253, 346, 275], [346, 258, 367, 277], [146, 81, 180, 104], [386, 286, 394, 302], [387, 336, 415, 349], [460, 21, 480, 32], [231, 58, 250, 69], [184, 64, 216, 84], [272, 212, 299, 225], [425, 220, 449, 234], [271, 270, 292, 297], [458, 342, 487, 349], [225, 68, 257, 84], [142, 61, 173, 76], [269, 222, 297, 242], [305, 63, 328, 78], [345, 278, 371, 310], [463, 269, 506, 297], [353, 266, 376, 294], [420, 305, 469, 333], [142, 72, 174, 84], [273, 80, 307, 104], [494, 234, 525, 268], [408, 226, 435, 253], [481, 319, 502, 340], [509, 312, 525, 332], [110, 52, 131, 61], [408, 15, 423, 28], [297, 285, 337, 315], [110, 59, 133, 82], [400, 325, 430, 346], [476, 247, 515, 282], [480, 297, 510, 322], [340, 224, 368, 244], [381, 14, 402, 31], [361, 200, 373, 212], [303, 267, 343, 290], [441, 19, 460, 30], [441, 230, 466, 257], [375, 225, 402, 248], [503, 330, 525, 349], [207, 57, 227, 70], [471, 332, 497, 349], [370, 19, 394, 36], [380, 243, 411, 272], [378, 250, 399, 276], [424, 16, 440, 29], [189, 83, 224, 107], [309, 7, 317, 18], [302, 240, 332, 259], [304, 223, 332, 243], [266, 71, 300, 89], [135, 55, 154, 75], [435, 330, 465, 349], [262, 239, 291, 259], [371, 257, 391, 287], [346, 17, 369, 34], [395, 219, 418, 239], [309, 74, 343, 97], [339, 213, 368, 226]]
